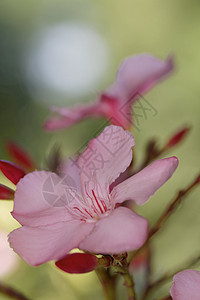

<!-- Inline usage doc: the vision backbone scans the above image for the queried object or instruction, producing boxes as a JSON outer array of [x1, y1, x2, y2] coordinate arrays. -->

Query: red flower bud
[[166, 127, 190, 148], [0, 184, 14, 200], [6, 141, 35, 171], [55, 253, 99, 274], [0, 160, 26, 185]]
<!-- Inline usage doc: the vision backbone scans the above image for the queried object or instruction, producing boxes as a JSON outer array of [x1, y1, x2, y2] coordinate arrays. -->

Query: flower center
[[66, 185, 113, 223]]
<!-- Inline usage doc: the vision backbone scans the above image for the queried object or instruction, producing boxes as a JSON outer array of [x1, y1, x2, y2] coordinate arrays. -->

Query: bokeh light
[[25, 22, 110, 104]]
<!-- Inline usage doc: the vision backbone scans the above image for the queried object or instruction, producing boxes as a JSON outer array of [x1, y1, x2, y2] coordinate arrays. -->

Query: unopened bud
[[55, 253, 99, 274], [55, 253, 113, 274], [166, 127, 190, 148], [0, 184, 14, 200], [0, 160, 26, 185], [6, 141, 35, 171]]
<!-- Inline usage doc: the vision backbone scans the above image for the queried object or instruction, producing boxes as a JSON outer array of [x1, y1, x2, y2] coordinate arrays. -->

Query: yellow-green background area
[[0, 0, 200, 299]]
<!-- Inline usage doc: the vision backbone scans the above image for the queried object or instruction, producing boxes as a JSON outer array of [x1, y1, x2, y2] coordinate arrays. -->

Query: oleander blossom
[[44, 53, 174, 131], [9, 126, 178, 266], [170, 269, 200, 300]]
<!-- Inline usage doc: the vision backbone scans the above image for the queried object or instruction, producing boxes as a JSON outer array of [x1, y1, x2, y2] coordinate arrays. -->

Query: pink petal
[[44, 54, 173, 131], [99, 94, 132, 129], [111, 157, 179, 206], [109, 168, 130, 192], [59, 158, 81, 193], [44, 102, 104, 131], [170, 269, 200, 300], [44, 116, 77, 131], [12, 171, 79, 226], [9, 220, 94, 266], [79, 207, 148, 254], [107, 54, 174, 104], [6, 141, 35, 171], [78, 125, 135, 199]]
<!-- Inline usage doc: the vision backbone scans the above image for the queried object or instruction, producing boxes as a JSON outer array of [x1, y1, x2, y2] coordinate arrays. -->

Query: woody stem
[[148, 173, 200, 239], [95, 268, 117, 300], [0, 282, 30, 300], [143, 254, 200, 299], [115, 265, 135, 300], [132, 174, 200, 265], [113, 253, 136, 300], [123, 272, 136, 300]]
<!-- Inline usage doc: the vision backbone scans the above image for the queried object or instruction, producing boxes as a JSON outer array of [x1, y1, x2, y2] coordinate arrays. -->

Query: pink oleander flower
[[170, 269, 200, 300], [44, 53, 174, 131], [9, 126, 178, 266]]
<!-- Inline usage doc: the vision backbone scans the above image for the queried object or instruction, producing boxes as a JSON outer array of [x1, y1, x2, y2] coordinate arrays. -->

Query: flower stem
[[95, 268, 116, 300], [113, 254, 136, 300], [132, 174, 200, 264], [0, 282, 30, 300], [148, 173, 200, 239], [143, 254, 200, 299], [114, 265, 135, 300], [122, 272, 135, 300]]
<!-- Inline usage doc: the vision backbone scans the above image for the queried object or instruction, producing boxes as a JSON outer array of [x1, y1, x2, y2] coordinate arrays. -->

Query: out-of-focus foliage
[[0, 0, 199, 299]]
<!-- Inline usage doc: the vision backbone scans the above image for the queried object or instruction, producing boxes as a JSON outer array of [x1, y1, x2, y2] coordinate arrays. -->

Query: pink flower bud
[[0, 160, 26, 185], [6, 141, 35, 171], [55, 253, 98, 274]]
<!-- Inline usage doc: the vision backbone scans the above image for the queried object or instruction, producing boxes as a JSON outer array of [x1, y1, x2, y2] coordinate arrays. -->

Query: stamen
[[65, 182, 112, 222], [72, 207, 88, 219], [84, 208, 94, 218], [85, 185, 99, 214], [92, 190, 104, 214], [101, 200, 107, 212]]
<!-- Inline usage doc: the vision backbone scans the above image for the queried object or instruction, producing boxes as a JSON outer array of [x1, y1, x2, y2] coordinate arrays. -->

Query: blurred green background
[[0, 0, 200, 299]]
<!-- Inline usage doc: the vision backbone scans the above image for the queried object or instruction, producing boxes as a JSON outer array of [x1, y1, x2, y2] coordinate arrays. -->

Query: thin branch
[[148, 173, 200, 239], [114, 264, 136, 300], [143, 254, 200, 299], [0, 282, 30, 300], [132, 174, 200, 264], [113, 253, 136, 300], [95, 268, 117, 300]]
